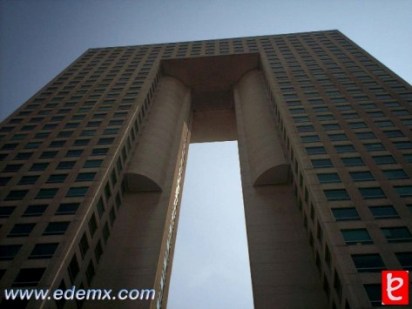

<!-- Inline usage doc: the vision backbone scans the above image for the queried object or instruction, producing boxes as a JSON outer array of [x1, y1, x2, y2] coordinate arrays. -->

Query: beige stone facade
[[0, 30, 411, 309]]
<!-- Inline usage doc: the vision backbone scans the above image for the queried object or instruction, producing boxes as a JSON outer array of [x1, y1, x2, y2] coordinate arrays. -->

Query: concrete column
[[234, 70, 289, 186], [235, 70, 327, 308], [126, 77, 191, 191], [86, 77, 191, 309]]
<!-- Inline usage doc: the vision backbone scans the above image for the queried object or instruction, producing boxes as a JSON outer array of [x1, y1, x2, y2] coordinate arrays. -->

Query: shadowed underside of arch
[[254, 164, 290, 186], [126, 173, 162, 192]]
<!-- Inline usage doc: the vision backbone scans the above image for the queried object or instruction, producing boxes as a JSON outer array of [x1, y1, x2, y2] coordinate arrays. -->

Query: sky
[[0, 1, 411, 308]]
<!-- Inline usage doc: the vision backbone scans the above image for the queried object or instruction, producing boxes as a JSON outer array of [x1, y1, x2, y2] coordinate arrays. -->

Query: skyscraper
[[0, 29, 411, 308]]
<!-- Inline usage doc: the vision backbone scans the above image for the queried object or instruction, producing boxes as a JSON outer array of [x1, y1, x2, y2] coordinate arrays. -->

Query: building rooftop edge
[[86, 29, 341, 52]]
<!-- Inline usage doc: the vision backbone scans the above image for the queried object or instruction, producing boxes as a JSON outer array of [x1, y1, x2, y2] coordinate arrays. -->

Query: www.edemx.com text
[[4, 286, 156, 301]]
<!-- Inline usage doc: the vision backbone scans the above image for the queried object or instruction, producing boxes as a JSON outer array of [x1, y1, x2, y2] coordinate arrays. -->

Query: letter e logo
[[382, 270, 409, 305]]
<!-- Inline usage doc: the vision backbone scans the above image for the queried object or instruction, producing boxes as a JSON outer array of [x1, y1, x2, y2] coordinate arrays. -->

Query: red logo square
[[382, 270, 409, 305]]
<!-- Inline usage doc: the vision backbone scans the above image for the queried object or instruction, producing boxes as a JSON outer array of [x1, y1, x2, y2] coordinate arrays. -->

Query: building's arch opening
[[167, 141, 254, 308]]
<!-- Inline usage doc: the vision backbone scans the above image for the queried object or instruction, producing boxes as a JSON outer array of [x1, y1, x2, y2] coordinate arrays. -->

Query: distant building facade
[[0, 30, 411, 308]]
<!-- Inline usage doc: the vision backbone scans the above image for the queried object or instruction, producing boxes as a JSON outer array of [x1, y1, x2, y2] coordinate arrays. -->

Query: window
[[306, 146, 326, 155], [80, 130, 96, 137], [11, 134, 27, 141], [86, 261, 95, 285], [328, 133, 347, 141], [66, 149, 83, 157], [317, 173, 341, 183], [83, 160, 102, 168], [36, 188, 58, 199], [373, 155, 396, 165], [0, 245, 22, 260], [35, 132, 50, 139], [351, 254, 384, 272], [356, 132, 376, 140], [25, 142, 41, 149], [341, 228, 372, 245], [381, 227, 412, 243], [348, 122, 367, 129], [384, 130, 404, 138], [2, 143, 18, 151], [405, 154, 412, 163], [68, 255, 79, 283], [88, 214, 97, 236], [364, 284, 381, 307], [92, 148, 108, 156], [74, 139, 90, 146], [15, 152, 33, 160], [40, 151, 58, 159], [57, 131, 73, 138], [349, 171, 374, 182], [18, 175, 40, 185], [383, 169, 408, 180], [43, 222, 69, 235], [97, 137, 114, 145], [66, 187, 88, 197], [394, 185, 412, 197], [96, 199, 105, 218], [0, 206, 15, 218], [0, 175, 12, 186], [30, 163, 49, 171], [374, 120, 393, 127], [364, 143, 385, 152], [56, 203, 79, 215], [323, 123, 341, 131], [369, 206, 398, 219], [103, 128, 118, 135], [79, 233, 89, 258], [331, 208, 359, 221], [3, 164, 23, 172], [311, 159, 332, 168], [23, 205, 47, 217], [395, 252, 412, 270], [394, 141, 412, 150], [29, 243, 58, 259], [47, 174, 68, 183], [341, 157, 364, 167], [301, 135, 320, 143], [49, 140, 66, 148], [324, 189, 350, 201], [298, 125, 314, 133], [75, 173, 96, 182], [5, 190, 28, 201], [8, 223, 35, 237], [359, 187, 386, 199], [12, 268, 45, 287], [57, 161, 75, 170], [335, 145, 355, 153]]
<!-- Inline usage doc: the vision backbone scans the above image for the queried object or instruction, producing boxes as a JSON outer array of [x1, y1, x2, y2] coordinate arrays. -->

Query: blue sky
[[0, 1, 411, 308]]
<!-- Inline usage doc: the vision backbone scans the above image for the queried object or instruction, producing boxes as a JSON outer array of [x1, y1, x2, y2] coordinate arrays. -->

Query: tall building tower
[[0, 30, 411, 309]]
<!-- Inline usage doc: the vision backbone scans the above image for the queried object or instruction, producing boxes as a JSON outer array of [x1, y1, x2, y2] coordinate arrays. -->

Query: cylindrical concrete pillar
[[234, 70, 289, 185], [126, 76, 191, 192]]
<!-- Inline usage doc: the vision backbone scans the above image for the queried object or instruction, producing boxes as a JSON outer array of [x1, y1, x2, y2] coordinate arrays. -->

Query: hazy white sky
[[0, 1, 411, 308]]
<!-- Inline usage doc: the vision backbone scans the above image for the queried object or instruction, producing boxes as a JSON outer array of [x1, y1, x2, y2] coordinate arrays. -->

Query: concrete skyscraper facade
[[0, 30, 411, 309]]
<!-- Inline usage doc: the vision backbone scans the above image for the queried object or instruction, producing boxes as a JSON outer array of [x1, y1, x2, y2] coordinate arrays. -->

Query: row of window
[[352, 252, 412, 272], [302, 128, 408, 143], [7, 222, 70, 237], [312, 153, 412, 168], [324, 185, 412, 201], [318, 169, 409, 183], [331, 205, 412, 221], [306, 142, 412, 155], [5, 186, 88, 201], [0, 203, 79, 218], [1, 137, 115, 152], [341, 226, 412, 244], [0, 243, 59, 260]]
